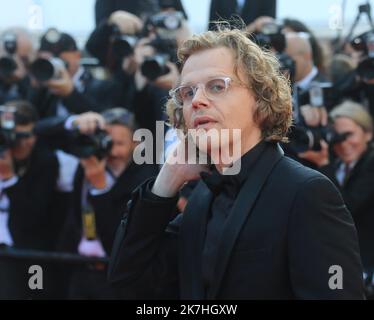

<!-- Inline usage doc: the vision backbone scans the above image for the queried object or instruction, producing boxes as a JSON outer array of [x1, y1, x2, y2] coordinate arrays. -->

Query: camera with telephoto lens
[[252, 21, 287, 53], [277, 52, 296, 83], [149, 11, 184, 31], [289, 81, 338, 153], [29, 57, 66, 82], [0, 33, 18, 80], [351, 30, 374, 80], [140, 36, 177, 81], [250, 22, 296, 83], [288, 125, 351, 153], [110, 24, 138, 62], [0, 105, 35, 154], [0, 105, 16, 153], [67, 129, 113, 160]]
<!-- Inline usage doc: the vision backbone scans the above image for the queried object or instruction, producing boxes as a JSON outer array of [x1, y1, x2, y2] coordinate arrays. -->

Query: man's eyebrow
[[179, 79, 193, 86], [179, 75, 229, 87]]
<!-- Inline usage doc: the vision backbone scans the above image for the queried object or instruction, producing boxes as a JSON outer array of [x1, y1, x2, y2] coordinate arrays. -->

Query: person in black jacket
[[29, 29, 110, 119], [53, 108, 159, 299], [86, 10, 186, 162], [0, 27, 34, 105], [317, 101, 374, 277], [282, 32, 332, 169], [108, 27, 364, 299], [0, 100, 65, 299]]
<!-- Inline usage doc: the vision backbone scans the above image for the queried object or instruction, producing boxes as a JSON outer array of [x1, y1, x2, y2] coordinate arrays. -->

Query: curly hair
[[166, 26, 293, 142]]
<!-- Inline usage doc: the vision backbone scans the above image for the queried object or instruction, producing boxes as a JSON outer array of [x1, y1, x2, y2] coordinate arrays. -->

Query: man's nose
[[191, 86, 209, 109], [110, 145, 119, 157]]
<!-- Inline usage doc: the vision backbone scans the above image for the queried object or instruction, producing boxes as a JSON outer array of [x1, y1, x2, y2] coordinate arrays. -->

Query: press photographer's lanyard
[[81, 180, 97, 240]]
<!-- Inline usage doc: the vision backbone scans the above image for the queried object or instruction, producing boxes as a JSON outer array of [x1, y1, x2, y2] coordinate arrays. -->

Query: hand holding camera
[[246, 16, 277, 34], [71, 112, 106, 135], [298, 139, 330, 167], [67, 112, 112, 161], [108, 10, 143, 35], [46, 66, 74, 97], [153, 61, 179, 90], [133, 37, 180, 91]]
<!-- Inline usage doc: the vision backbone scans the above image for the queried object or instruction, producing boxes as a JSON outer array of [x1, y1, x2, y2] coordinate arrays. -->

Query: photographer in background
[[29, 28, 110, 119], [282, 32, 336, 168], [0, 28, 34, 104], [335, 31, 374, 118], [38, 108, 159, 299], [316, 101, 374, 287], [86, 5, 189, 161], [282, 18, 326, 73], [0, 100, 68, 299]]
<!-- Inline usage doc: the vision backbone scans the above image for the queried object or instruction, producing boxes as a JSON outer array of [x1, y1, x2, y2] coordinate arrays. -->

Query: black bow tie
[[200, 170, 235, 196]]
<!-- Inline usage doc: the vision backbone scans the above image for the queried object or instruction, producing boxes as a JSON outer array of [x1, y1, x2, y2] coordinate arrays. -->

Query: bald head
[[285, 32, 314, 82], [286, 32, 312, 57]]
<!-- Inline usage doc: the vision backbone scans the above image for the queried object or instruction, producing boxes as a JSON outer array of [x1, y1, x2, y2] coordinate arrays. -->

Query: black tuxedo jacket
[[209, 0, 276, 29], [3, 144, 62, 251], [108, 142, 364, 299], [320, 146, 374, 270]]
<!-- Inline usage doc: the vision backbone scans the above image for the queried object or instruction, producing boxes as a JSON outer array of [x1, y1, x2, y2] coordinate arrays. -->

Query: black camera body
[[251, 22, 296, 83], [351, 31, 374, 80], [29, 57, 66, 82], [0, 105, 17, 153], [0, 33, 18, 80], [140, 37, 177, 81], [289, 125, 351, 153], [110, 24, 138, 62], [252, 21, 287, 53], [277, 52, 296, 84], [67, 129, 113, 160]]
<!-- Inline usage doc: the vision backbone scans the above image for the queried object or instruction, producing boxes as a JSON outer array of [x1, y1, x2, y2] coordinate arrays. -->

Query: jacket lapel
[[207, 143, 284, 299], [179, 182, 212, 299]]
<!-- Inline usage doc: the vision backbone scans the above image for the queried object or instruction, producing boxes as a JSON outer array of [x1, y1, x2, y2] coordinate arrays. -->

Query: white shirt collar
[[296, 66, 318, 91], [72, 66, 85, 87]]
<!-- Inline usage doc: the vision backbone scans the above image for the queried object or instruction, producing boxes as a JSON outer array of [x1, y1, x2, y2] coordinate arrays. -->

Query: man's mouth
[[193, 116, 218, 129]]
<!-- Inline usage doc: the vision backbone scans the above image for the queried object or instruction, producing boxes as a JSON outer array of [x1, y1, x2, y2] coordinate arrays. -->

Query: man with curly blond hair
[[108, 27, 364, 299]]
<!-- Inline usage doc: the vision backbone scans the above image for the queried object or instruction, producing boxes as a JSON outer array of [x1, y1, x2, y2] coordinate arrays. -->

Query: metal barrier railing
[[0, 246, 109, 265]]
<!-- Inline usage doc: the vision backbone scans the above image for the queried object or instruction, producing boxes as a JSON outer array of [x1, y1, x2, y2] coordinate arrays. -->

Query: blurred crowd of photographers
[[1, 0, 374, 299]]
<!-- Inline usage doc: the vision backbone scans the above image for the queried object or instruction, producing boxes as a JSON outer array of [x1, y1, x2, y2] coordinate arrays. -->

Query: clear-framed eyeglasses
[[169, 76, 248, 108]]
